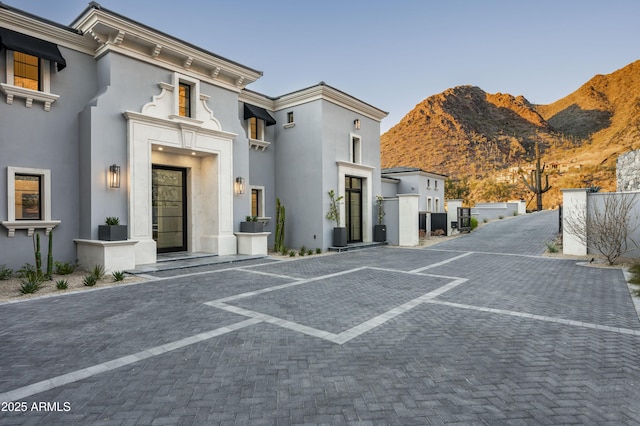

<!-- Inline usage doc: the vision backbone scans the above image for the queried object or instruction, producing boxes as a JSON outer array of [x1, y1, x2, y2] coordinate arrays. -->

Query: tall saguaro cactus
[[521, 140, 551, 211], [274, 198, 286, 252]]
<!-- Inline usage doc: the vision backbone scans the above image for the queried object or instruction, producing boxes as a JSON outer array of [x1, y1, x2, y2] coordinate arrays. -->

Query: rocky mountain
[[381, 60, 640, 208]]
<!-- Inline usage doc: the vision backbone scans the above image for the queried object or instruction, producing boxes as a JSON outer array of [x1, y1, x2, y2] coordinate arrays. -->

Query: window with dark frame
[[15, 174, 42, 220], [178, 82, 191, 117], [251, 188, 261, 217], [14, 52, 40, 91], [287, 112, 294, 123]]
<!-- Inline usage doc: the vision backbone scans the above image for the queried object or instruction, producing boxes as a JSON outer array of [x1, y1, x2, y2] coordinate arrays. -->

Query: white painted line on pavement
[[0, 318, 261, 403]]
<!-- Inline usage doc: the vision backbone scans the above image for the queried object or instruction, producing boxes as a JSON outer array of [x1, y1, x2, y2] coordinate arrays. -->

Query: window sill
[[283, 123, 295, 129], [0, 83, 60, 111], [1, 220, 61, 237], [249, 138, 271, 151]]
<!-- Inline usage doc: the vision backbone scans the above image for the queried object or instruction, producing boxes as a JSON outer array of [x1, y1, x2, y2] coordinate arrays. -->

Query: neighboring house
[[0, 3, 387, 271], [381, 167, 446, 214]]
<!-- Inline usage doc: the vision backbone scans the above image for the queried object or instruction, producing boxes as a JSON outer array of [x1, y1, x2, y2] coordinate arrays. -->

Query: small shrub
[[545, 242, 559, 253], [513, 211, 519, 216], [628, 261, 640, 285], [280, 247, 288, 256], [0, 264, 13, 280], [17, 263, 36, 278], [83, 274, 98, 287], [483, 218, 488, 223], [105, 217, 120, 225], [289, 250, 296, 257], [54, 261, 76, 275], [315, 248, 322, 254], [112, 271, 125, 282], [20, 278, 43, 294], [56, 279, 69, 290], [19, 271, 45, 294], [470, 217, 479, 230], [90, 264, 106, 281], [298, 249, 306, 256], [307, 249, 313, 256], [499, 215, 504, 220]]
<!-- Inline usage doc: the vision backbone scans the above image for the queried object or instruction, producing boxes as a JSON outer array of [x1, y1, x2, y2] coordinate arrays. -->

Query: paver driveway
[[1, 210, 640, 425]]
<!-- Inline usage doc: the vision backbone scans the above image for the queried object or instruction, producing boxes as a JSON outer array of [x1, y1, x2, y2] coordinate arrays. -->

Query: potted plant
[[98, 217, 128, 241], [326, 189, 346, 247], [374, 195, 387, 242], [240, 215, 264, 233]]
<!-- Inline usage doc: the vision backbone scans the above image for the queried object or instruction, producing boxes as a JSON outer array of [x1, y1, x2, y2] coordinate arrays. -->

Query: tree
[[564, 192, 640, 265], [445, 177, 471, 201]]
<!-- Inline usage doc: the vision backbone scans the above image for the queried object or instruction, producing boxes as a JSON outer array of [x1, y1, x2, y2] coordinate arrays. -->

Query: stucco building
[[0, 3, 389, 270]]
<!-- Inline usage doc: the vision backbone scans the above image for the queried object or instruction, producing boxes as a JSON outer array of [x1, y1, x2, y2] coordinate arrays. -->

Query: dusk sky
[[4, 0, 640, 132]]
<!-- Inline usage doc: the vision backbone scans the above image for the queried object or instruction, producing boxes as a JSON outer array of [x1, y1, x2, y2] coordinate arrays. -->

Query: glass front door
[[345, 176, 363, 243], [152, 165, 187, 253]]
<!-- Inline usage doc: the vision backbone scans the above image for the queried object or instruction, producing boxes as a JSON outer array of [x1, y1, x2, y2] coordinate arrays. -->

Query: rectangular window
[[178, 82, 191, 117], [427, 197, 432, 212], [287, 112, 294, 123], [435, 198, 440, 212], [249, 117, 264, 140], [435, 180, 438, 189], [14, 52, 40, 91], [15, 174, 42, 220], [251, 188, 261, 217], [351, 136, 361, 164], [250, 186, 265, 218]]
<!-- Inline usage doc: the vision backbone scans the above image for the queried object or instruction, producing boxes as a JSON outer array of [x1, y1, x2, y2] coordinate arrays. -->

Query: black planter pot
[[373, 224, 387, 242], [333, 227, 347, 247], [240, 221, 264, 233], [98, 225, 128, 241]]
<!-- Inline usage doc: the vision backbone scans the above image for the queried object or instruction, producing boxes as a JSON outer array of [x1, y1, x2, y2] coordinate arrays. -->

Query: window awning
[[243, 103, 276, 126], [0, 28, 67, 71]]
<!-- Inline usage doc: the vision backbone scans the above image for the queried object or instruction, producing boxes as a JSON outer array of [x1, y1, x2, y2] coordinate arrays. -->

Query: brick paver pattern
[[1, 210, 640, 424]]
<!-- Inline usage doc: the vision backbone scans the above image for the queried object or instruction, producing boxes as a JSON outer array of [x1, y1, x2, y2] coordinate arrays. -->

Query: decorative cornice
[[275, 84, 388, 122], [123, 110, 237, 140], [72, 8, 262, 91]]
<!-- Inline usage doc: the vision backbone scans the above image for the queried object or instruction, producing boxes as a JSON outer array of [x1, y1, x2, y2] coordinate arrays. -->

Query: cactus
[[274, 198, 286, 252], [521, 140, 551, 211], [46, 230, 53, 279], [33, 232, 42, 276]]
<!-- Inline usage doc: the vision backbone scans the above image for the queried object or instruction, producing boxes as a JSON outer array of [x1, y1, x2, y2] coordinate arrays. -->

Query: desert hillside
[[381, 60, 640, 208]]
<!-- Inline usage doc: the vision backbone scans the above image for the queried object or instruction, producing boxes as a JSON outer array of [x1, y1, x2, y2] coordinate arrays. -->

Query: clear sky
[[3, 0, 640, 132]]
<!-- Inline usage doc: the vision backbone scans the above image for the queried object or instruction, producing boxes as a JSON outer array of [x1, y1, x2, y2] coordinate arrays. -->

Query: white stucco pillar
[[398, 194, 419, 246], [446, 199, 463, 235], [562, 188, 589, 255]]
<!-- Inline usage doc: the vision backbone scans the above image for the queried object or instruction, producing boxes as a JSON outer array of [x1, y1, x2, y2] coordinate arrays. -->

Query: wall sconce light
[[235, 177, 245, 195], [354, 119, 361, 130], [109, 164, 121, 188]]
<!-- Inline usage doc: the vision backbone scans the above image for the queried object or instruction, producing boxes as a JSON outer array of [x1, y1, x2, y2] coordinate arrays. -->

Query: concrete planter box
[[373, 224, 387, 242], [98, 225, 128, 241], [333, 227, 347, 247], [235, 232, 270, 255], [240, 221, 264, 233]]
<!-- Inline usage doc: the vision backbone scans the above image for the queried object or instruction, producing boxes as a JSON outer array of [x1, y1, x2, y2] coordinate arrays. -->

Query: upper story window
[[350, 135, 361, 164], [244, 103, 276, 150], [0, 28, 66, 111], [249, 117, 264, 140], [14, 52, 40, 91], [287, 112, 294, 124], [435, 180, 438, 189], [178, 82, 191, 117]]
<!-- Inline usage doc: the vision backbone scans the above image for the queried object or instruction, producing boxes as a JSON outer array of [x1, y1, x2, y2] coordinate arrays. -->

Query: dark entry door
[[345, 176, 363, 243], [152, 165, 187, 253]]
